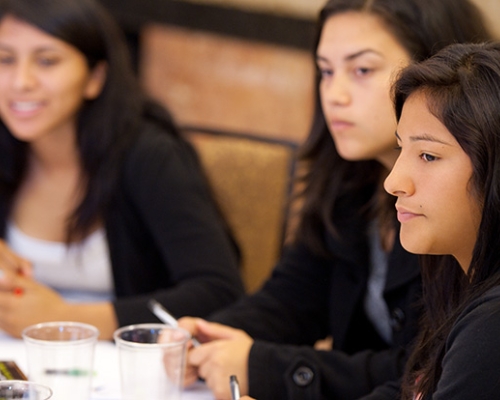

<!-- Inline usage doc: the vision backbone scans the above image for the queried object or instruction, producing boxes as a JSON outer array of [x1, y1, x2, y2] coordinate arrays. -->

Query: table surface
[[0, 332, 214, 400]]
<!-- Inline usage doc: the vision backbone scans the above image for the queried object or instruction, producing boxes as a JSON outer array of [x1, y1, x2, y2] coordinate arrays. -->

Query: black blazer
[[106, 122, 245, 325]]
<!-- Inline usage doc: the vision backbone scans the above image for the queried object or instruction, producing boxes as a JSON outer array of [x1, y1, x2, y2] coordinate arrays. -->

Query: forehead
[[317, 11, 409, 61], [398, 92, 457, 143], [0, 15, 63, 50]]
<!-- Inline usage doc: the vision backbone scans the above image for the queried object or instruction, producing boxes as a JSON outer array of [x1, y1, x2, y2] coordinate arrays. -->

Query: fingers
[[187, 337, 252, 398], [0, 240, 32, 278], [0, 288, 27, 335], [0, 269, 24, 292], [178, 316, 199, 334], [179, 318, 246, 344], [179, 319, 251, 395], [194, 319, 243, 341], [0, 279, 67, 337], [183, 364, 200, 387]]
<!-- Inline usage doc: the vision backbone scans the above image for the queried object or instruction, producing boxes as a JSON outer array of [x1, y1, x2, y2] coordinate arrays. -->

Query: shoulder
[[116, 119, 204, 195], [449, 286, 500, 342], [445, 286, 500, 360], [456, 286, 500, 324], [435, 286, 500, 398], [124, 120, 197, 171], [131, 120, 186, 155]]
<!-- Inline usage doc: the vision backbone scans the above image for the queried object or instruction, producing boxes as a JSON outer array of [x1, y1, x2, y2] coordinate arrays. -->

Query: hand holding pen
[[147, 299, 201, 346], [148, 300, 254, 398]]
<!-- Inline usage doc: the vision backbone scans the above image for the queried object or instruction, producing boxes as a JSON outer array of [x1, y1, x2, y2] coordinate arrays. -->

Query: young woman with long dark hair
[[386, 41, 500, 400], [0, 0, 244, 340]]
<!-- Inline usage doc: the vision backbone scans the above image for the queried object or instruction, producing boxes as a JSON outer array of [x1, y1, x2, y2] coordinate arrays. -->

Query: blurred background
[[99, 0, 500, 145], [95, 0, 500, 291]]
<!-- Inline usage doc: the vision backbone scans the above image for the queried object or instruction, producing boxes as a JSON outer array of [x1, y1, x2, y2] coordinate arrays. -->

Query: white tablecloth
[[0, 332, 213, 400]]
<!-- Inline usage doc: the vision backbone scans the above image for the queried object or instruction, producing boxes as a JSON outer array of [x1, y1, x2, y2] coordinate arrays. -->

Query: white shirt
[[6, 222, 114, 302]]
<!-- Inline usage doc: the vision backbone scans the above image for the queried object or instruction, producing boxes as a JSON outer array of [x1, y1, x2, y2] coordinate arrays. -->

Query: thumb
[[195, 320, 241, 341]]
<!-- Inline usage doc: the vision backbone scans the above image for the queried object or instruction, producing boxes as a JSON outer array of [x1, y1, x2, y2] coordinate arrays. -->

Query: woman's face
[[0, 15, 105, 145], [317, 12, 411, 168], [384, 92, 481, 271]]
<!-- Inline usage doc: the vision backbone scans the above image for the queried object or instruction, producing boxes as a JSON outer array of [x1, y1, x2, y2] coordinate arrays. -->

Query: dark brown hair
[[393, 41, 500, 399], [295, 0, 491, 255]]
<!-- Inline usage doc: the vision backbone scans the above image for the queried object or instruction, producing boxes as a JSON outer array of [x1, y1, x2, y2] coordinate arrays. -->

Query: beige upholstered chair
[[182, 126, 298, 293]]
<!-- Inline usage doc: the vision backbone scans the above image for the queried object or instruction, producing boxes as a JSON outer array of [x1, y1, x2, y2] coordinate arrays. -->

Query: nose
[[322, 72, 351, 106], [384, 154, 414, 197], [12, 60, 37, 91]]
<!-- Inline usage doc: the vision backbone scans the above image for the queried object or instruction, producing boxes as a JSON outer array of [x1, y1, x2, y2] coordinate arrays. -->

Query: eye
[[37, 57, 58, 67], [0, 55, 14, 65], [353, 67, 374, 77], [318, 67, 333, 80], [420, 153, 437, 162]]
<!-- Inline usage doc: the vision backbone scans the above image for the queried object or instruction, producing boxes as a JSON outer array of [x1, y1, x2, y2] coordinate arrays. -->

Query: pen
[[147, 299, 201, 346], [230, 375, 240, 400]]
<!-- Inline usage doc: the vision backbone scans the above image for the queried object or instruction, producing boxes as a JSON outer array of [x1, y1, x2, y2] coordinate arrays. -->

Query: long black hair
[[393, 41, 500, 399], [0, 0, 178, 241], [295, 0, 491, 255]]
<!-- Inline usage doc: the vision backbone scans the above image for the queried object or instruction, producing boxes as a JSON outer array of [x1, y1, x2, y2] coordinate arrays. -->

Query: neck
[[28, 130, 81, 173]]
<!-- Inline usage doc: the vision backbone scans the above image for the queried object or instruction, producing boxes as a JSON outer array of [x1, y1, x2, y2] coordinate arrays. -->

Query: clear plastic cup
[[113, 323, 189, 400], [22, 321, 99, 400], [0, 380, 52, 399]]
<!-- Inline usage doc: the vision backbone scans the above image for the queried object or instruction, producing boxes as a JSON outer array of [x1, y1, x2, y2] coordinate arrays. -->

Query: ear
[[83, 61, 107, 100]]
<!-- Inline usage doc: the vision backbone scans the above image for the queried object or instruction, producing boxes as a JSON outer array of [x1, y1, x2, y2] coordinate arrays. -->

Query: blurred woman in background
[[0, 0, 244, 339]]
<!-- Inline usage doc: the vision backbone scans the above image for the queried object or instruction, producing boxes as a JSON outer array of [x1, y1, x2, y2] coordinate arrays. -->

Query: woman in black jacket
[[0, 0, 244, 339], [387, 41, 500, 400], [177, 0, 491, 399]]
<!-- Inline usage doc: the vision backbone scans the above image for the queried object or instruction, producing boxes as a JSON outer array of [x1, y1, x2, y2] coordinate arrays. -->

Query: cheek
[[319, 85, 329, 112], [55, 77, 90, 107], [361, 81, 395, 121], [374, 87, 396, 119]]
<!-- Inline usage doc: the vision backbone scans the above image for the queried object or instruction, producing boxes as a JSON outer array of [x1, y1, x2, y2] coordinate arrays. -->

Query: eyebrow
[[316, 49, 383, 63], [395, 131, 452, 146], [0, 43, 58, 52]]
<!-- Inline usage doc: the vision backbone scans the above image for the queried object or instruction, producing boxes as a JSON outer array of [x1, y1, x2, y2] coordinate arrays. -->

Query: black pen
[[230, 375, 240, 400], [147, 299, 201, 346]]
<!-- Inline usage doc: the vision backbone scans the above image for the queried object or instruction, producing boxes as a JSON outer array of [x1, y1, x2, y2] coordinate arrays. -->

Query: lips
[[329, 118, 354, 132], [395, 205, 423, 223], [10, 100, 43, 113]]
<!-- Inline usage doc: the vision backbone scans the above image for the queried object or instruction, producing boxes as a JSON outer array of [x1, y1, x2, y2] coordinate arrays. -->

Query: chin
[[399, 232, 428, 256], [335, 147, 366, 161]]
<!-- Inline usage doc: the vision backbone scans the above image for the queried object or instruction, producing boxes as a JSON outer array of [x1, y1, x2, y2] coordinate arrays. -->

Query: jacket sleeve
[[209, 243, 333, 345], [110, 125, 244, 325], [248, 341, 406, 400]]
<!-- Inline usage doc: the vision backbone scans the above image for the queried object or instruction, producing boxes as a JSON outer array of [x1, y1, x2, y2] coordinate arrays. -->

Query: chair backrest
[[182, 126, 298, 293]]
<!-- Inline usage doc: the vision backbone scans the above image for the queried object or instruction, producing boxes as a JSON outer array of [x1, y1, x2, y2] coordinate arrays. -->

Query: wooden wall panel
[[140, 24, 315, 143], [472, 0, 500, 38], [182, 0, 323, 19]]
